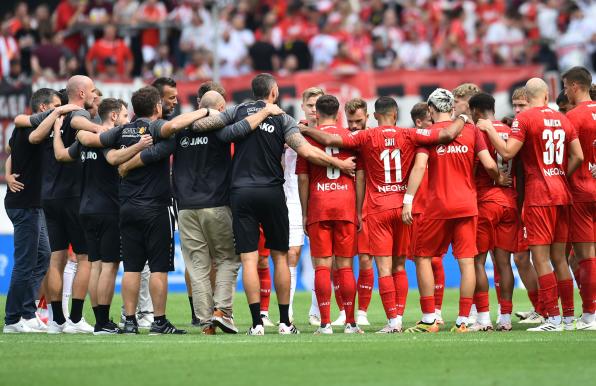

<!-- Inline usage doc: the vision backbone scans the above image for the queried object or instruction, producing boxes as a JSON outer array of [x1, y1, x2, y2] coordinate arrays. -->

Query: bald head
[[66, 75, 96, 109], [525, 78, 549, 105], [199, 90, 225, 112]]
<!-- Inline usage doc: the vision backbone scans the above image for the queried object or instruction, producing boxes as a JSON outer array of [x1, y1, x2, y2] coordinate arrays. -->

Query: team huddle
[[3, 66, 595, 335]]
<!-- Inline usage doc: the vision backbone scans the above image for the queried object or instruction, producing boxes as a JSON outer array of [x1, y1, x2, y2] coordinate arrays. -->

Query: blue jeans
[[5, 208, 51, 324]]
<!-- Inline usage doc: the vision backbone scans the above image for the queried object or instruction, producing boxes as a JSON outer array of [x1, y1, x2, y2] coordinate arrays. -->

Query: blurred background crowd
[[0, 0, 594, 84]]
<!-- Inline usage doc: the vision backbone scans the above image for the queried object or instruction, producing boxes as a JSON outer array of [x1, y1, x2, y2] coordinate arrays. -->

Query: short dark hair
[[30, 88, 60, 113], [57, 88, 69, 106], [374, 96, 398, 115], [98, 98, 128, 122], [197, 81, 226, 101], [468, 92, 495, 113], [132, 86, 161, 118], [410, 102, 429, 123], [562, 66, 592, 90], [590, 84, 596, 100], [315, 95, 340, 118], [556, 90, 569, 106], [151, 77, 177, 97], [252, 73, 276, 100]]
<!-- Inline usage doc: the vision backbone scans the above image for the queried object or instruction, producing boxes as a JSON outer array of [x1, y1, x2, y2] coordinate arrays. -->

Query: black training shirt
[[4, 127, 43, 209]]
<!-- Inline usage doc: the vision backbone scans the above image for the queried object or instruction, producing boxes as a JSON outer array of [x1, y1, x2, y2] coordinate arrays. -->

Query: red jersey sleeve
[[509, 116, 527, 143], [340, 130, 365, 149], [412, 127, 440, 146], [295, 154, 309, 175], [416, 146, 430, 156], [474, 126, 488, 154]]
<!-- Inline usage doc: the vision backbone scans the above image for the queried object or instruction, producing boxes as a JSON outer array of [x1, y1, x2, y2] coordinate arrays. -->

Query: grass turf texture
[[1, 289, 595, 386]]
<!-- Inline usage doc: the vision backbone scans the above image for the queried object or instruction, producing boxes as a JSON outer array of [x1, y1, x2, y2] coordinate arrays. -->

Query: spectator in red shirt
[[53, 0, 88, 55], [85, 24, 133, 77], [135, 0, 167, 63]]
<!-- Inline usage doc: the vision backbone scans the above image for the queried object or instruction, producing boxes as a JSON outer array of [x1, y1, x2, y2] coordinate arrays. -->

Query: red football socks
[[315, 266, 332, 324], [579, 258, 596, 314], [557, 279, 575, 317], [257, 267, 271, 312], [420, 296, 435, 314], [378, 276, 397, 319], [357, 268, 374, 312], [332, 268, 344, 312], [538, 272, 560, 317], [338, 267, 356, 324], [473, 291, 490, 313], [459, 297, 473, 318], [393, 271, 408, 316]]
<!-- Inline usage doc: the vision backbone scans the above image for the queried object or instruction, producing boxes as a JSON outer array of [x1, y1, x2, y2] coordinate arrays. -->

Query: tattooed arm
[[286, 132, 356, 176]]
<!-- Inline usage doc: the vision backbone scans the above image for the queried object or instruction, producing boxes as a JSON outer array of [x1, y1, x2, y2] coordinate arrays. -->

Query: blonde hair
[[512, 87, 528, 101], [452, 83, 481, 100], [344, 98, 367, 115], [302, 87, 324, 102]]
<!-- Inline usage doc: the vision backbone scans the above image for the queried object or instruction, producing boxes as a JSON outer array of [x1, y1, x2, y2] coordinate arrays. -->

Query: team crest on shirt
[[138, 127, 147, 135]]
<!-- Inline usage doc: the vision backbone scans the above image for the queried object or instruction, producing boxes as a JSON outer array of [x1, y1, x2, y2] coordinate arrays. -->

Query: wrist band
[[403, 194, 414, 205]]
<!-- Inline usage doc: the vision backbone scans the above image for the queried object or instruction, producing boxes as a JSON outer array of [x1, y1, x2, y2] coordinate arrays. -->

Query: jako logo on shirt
[[180, 136, 208, 148], [259, 122, 275, 133], [436, 144, 468, 155], [80, 150, 97, 161]]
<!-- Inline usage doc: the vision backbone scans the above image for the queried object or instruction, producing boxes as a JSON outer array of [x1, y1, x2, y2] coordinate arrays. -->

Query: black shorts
[[230, 186, 289, 254], [42, 198, 88, 254], [80, 213, 121, 263], [120, 205, 175, 273]]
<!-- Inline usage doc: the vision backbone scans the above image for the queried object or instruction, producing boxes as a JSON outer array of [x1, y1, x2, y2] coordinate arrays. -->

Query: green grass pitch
[[1, 289, 596, 386]]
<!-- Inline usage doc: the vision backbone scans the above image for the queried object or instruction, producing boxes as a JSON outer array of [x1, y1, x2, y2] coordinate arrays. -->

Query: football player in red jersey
[[409, 102, 447, 324], [301, 95, 469, 333], [296, 95, 361, 334], [477, 78, 584, 332], [403, 89, 508, 333], [345, 98, 374, 327], [562, 66, 596, 330], [468, 92, 518, 332]]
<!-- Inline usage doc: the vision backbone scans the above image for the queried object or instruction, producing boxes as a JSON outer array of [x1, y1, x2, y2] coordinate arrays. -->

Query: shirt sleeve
[[416, 146, 430, 156], [509, 116, 527, 143], [281, 114, 300, 141], [217, 106, 240, 126], [99, 125, 123, 148], [295, 154, 309, 175], [340, 130, 364, 149], [29, 110, 54, 127], [71, 109, 92, 120], [412, 127, 440, 146], [140, 137, 175, 165], [67, 141, 81, 159], [474, 126, 489, 154], [215, 119, 253, 143]]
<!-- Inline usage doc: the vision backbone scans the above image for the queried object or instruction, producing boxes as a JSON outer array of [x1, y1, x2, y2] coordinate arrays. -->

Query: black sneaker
[[122, 319, 139, 334], [93, 320, 123, 335], [149, 319, 187, 335]]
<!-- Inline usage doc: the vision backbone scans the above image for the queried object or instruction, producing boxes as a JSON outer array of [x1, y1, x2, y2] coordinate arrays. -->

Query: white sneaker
[[331, 311, 346, 326], [527, 322, 563, 332], [137, 312, 154, 329], [63, 318, 94, 334], [563, 319, 576, 331], [467, 322, 494, 332], [278, 323, 300, 335], [518, 310, 545, 324], [576, 319, 596, 331], [314, 323, 333, 335], [344, 324, 364, 334], [515, 310, 532, 320], [261, 314, 275, 327], [375, 323, 401, 334], [247, 325, 265, 335], [468, 309, 478, 325], [356, 310, 370, 326], [22, 316, 47, 332], [308, 314, 321, 326], [47, 321, 65, 334], [3, 320, 33, 333], [496, 321, 513, 331]]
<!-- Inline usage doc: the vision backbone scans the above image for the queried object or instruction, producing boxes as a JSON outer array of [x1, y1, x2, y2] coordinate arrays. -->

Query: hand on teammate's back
[[265, 103, 284, 116], [476, 118, 493, 132], [57, 104, 83, 115], [497, 172, 512, 187], [338, 156, 356, 176], [6, 173, 24, 193], [135, 134, 153, 150]]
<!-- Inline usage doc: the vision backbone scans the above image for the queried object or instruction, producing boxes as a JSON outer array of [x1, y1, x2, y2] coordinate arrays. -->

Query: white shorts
[[288, 202, 304, 247]]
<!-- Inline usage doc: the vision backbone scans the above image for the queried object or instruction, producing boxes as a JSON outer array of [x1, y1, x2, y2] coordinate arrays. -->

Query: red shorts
[[415, 216, 478, 259], [358, 217, 370, 255], [307, 220, 357, 258], [523, 205, 570, 245], [477, 202, 519, 253], [516, 222, 529, 253], [258, 228, 270, 257], [408, 213, 423, 259], [367, 208, 410, 257], [569, 201, 596, 243]]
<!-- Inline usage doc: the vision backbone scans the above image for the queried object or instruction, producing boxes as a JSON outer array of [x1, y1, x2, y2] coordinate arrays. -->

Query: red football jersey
[[412, 169, 428, 215], [475, 121, 517, 208], [510, 106, 577, 207], [566, 101, 596, 203], [341, 125, 441, 215], [418, 121, 488, 219], [295, 125, 357, 224]]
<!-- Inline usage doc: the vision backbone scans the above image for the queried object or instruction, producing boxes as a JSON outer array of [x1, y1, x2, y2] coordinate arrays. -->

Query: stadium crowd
[[0, 0, 595, 82]]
